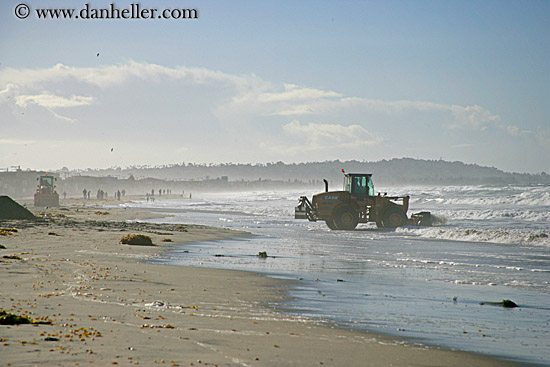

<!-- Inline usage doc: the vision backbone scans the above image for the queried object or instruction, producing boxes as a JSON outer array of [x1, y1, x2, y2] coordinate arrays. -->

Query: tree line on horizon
[[64, 158, 550, 186]]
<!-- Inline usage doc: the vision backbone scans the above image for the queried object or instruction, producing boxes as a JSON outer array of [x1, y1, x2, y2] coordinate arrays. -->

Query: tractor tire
[[325, 219, 338, 230], [333, 207, 359, 230], [381, 207, 407, 228]]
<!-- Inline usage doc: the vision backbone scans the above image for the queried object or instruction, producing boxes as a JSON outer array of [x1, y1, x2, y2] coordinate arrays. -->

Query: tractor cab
[[38, 175, 55, 192], [344, 173, 374, 196]]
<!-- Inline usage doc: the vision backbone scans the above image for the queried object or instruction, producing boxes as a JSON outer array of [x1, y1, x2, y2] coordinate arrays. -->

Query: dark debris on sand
[[0, 217, 191, 235]]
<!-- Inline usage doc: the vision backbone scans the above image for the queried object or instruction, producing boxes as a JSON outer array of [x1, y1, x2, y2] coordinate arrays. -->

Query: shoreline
[[0, 197, 521, 366]]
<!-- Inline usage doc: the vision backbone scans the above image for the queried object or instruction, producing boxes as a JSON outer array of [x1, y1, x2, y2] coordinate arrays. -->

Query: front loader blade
[[409, 211, 432, 226]]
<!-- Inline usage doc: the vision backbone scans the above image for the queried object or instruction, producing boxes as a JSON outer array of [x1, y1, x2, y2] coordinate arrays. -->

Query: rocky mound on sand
[[0, 196, 36, 220]]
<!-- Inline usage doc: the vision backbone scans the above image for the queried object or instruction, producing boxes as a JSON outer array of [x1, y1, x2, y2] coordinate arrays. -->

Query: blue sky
[[1, 0, 548, 173]]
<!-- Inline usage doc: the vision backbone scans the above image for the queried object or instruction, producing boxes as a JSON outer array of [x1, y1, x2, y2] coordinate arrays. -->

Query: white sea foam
[[398, 226, 550, 247], [429, 208, 550, 223], [405, 185, 550, 207]]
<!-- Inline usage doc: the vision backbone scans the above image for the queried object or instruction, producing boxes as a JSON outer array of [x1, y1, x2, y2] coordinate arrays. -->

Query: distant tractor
[[34, 174, 59, 207], [295, 172, 431, 230]]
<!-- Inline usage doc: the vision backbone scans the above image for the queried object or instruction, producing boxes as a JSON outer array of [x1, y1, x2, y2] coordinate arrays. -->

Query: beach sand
[[0, 197, 519, 366]]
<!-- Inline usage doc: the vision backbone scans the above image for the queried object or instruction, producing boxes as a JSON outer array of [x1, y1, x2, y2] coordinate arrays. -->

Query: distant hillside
[[69, 158, 550, 186]]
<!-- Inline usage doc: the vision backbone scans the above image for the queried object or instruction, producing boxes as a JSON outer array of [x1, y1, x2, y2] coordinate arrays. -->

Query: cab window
[[345, 175, 374, 196], [353, 176, 367, 195], [367, 179, 374, 196], [345, 176, 352, 192], [41, 177, 54, 186]]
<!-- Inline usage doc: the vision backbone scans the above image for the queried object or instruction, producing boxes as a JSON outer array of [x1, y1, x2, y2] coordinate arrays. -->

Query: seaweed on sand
[[0, 310, 52, 325], [120, 234, 156, 246]]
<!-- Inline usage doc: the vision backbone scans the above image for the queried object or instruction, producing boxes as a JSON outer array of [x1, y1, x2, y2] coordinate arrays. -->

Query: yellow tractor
[[34, 174, 60, 207], [295, 172, 431, 230]]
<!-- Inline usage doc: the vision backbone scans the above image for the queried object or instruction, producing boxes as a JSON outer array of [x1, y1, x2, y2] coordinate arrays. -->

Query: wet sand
[[0, 197, 519, 366]]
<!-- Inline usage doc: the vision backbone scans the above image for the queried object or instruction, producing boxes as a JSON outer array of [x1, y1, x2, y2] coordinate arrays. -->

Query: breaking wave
[[432, 208, 550, 222], [398, 226, 550, 247], [407, 185, 550, 207]]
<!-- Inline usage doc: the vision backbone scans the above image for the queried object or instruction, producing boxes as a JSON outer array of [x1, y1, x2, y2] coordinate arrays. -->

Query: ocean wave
[[398, 227, 550, 247], [430, 208, 550, 223], [407, 186, 550, 207]]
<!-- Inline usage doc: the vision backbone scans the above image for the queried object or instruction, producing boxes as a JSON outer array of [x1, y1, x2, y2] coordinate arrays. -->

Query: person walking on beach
[[83, 188, 87, 199]]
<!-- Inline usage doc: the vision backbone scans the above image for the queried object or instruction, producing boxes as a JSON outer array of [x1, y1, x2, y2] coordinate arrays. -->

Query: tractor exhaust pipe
[[323, 179, 329, 192]]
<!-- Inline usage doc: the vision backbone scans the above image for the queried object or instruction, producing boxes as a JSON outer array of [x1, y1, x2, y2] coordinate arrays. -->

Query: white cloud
[[316, 97, 502, 132], [1, 61, 504, 134], [448, 104, 501, 131], [15, 94, 94, 109], [283, 120, 380, 144], [2, 60, 533, 168], [0, 62, 250, 90], [451, 143, 474, 149], [1, 61, 265, 126], [506, 125, 520, 135], [265, 120, 382, 156], [504, 124, 531, 136], [0, 138, 35, 145], [258, 83, 341, 103], [216, 81, 343, 121]]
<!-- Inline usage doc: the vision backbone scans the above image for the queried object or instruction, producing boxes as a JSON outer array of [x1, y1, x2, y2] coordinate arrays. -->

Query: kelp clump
[[0, 310, 52, 325], [120, 234, 155, 246], [0, 228, 18, 236]]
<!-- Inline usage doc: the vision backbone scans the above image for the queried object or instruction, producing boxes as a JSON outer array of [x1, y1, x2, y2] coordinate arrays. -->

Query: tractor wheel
[[381, 207, 407, 228], [325, 220, 338, 230], [333, 207, 358, 230]]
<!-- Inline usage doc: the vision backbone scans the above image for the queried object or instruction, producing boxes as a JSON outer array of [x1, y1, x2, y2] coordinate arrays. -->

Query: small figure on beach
[[83, 188, 87, 199]]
